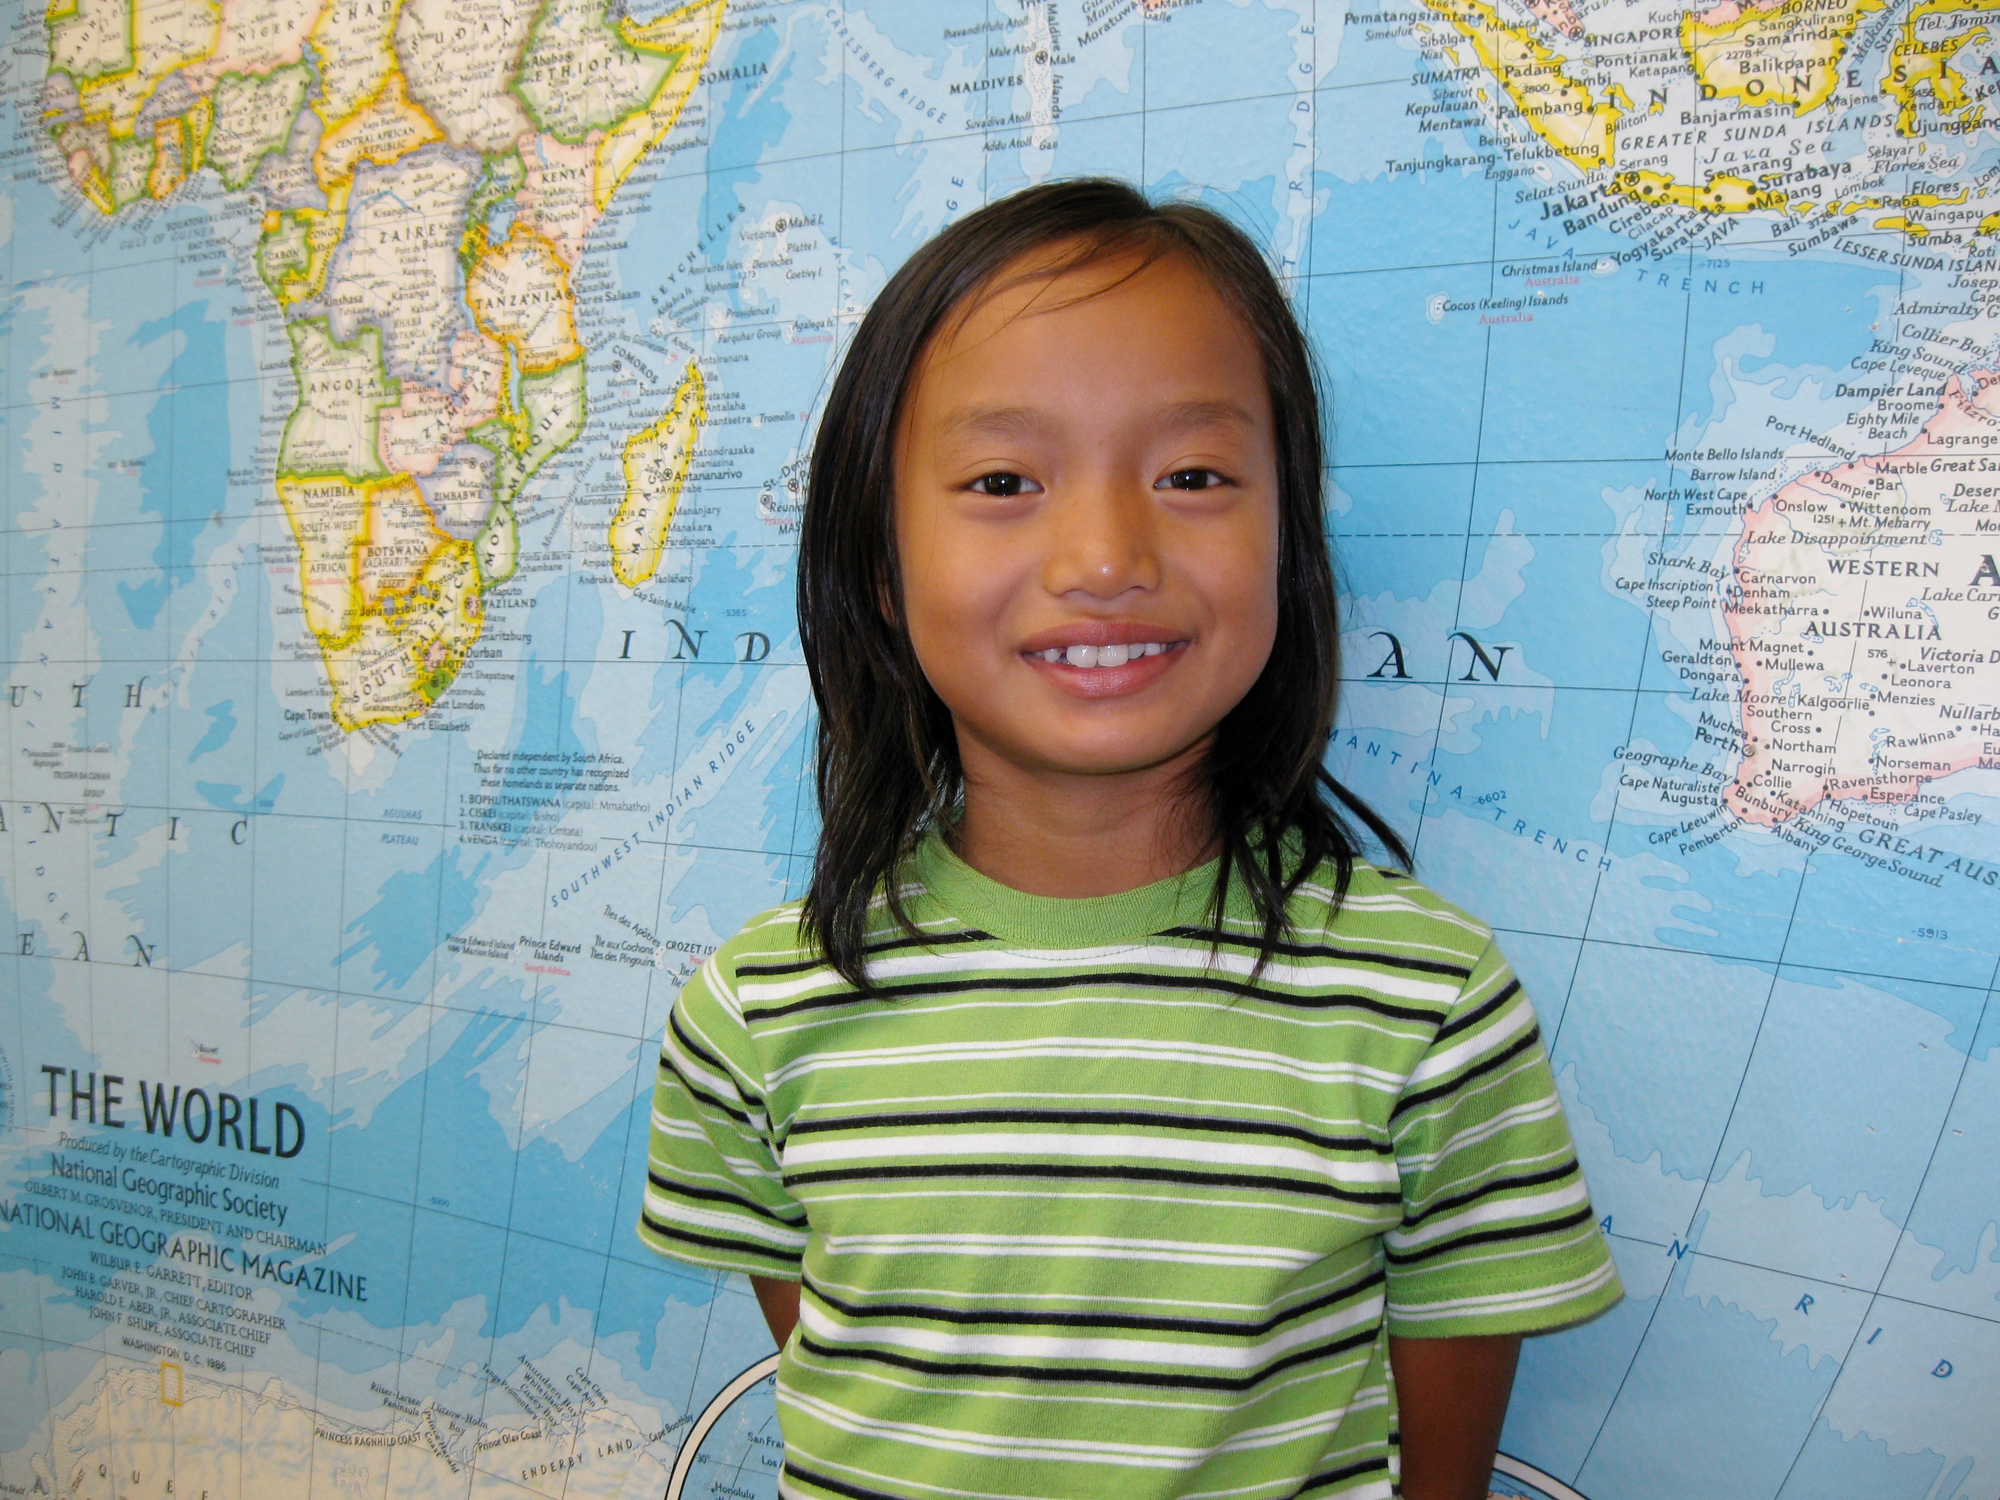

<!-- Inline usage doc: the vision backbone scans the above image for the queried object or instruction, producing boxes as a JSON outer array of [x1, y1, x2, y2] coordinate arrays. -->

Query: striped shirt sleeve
[[1382, 938, 1622, 1337], [637, 953, 809, 1280]]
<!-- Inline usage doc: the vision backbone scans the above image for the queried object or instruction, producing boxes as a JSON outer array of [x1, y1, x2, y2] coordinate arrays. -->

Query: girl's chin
[[980, 723, 1216, 783]]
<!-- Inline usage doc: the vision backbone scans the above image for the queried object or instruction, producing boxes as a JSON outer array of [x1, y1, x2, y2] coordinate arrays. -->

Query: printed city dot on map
[[3, 0, 2000, 1497]]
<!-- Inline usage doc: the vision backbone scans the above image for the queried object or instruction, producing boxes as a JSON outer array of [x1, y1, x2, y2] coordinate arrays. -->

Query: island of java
[[43, 0, 717, 728], [1725, 373, 2000, 826]]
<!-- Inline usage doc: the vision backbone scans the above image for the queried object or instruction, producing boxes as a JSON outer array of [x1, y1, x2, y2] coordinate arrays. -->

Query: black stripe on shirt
[[1287, 1456, 1392, 1498], [668, 1008, 769, 1114], [785, 1106, 1393, 1157], [658, 1048, 759, 1131], [1390, 1025, 1542, 1121], [783, 1158, 1403, 1205], [648, 1171, 807, 1226], [638, 1210, 802, 1267], [734, 927, 998, 979], [743, 968, 1441, 1025], [1157, 925, 1475, 980], [1384, 1203, 1598, 1266], [1432, 978, 1521, 1045], [781, 1461, 911, 1500], [800, 1265, 1387, 1339], [794, 1322, 1379, 1392], [1400, 1159, 1580, 1229]]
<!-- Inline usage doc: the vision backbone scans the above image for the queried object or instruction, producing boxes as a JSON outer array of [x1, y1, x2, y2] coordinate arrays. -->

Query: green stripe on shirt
[[640, 833, 1623, 1500]]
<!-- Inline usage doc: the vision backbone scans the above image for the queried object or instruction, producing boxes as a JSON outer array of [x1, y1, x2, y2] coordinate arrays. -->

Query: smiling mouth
[[1026, 642, 1185, 668]]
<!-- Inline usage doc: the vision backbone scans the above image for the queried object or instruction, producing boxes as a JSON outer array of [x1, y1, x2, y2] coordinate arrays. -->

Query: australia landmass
[[1724, 371, 2000, 826]]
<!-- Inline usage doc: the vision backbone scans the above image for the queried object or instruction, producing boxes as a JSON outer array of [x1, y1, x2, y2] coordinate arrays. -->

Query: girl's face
[[893, 249, 1281, 786]]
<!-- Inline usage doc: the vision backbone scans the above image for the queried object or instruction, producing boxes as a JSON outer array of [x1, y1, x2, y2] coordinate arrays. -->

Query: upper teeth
[[1040, 643, 1171, 667]]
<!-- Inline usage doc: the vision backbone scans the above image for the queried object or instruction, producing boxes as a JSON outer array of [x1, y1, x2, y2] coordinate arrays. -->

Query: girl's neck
[[950, 733, 1216, 898]]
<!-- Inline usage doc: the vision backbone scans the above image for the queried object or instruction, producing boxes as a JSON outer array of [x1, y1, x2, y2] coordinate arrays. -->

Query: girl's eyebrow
[[938, 398, 1257, 443], [938, 404, 1050, 441], [1154, 398, 1259, 434]]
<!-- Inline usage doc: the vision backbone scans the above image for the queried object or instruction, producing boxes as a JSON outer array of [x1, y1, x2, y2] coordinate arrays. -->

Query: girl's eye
[[1157, 468, 1227, 491], [970, 472, 1040, 497]]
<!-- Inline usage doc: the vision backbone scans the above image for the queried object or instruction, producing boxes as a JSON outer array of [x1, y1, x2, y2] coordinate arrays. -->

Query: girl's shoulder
[[705, 877, 934, 970], [704, 898, 817, 982], [700, 887, 936, 987], [1284, 859, 1498, 970]]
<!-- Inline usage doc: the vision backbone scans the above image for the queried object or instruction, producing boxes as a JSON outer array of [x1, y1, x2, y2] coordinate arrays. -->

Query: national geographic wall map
[[1, 0, 1998, 1494]]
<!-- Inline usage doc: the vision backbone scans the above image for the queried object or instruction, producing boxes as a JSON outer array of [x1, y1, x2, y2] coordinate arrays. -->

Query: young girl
[[638, 179, 1621, 1500]]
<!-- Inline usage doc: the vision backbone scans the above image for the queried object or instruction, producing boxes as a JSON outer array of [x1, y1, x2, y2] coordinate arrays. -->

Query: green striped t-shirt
[[639, 834, 1622, 1500]]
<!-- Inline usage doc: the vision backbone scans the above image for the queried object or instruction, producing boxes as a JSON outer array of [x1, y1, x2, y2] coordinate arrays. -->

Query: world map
[[0, 0, 1997, 1495]]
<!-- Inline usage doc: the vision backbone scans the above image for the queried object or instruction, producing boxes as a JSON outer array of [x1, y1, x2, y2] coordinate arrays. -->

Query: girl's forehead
[[947, 246, 1215, 339], [919, 249, 1258, 387], [896, 254, 1275, 456]]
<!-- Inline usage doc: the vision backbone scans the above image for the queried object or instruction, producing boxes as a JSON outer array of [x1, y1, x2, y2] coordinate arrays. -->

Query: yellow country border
[[312, 65, 445, 198], [273, 469, 483, 730], [610, 362, 705, 588], [1882, 0, 1997, 136], [457, 151, 528, 276], [1418, 0, 1619, 172], [183, 96, 210, 175], [1680, 0, 1886, 115], [45, 0, 302, 218], [273, 470, 399, 655], [304, 0, 407, 129], [463, 222, 585, 375], [277, 317, 401, 481], [64, 134, 115, 212], [471, 351, 588, 509], [1818, 185, 1968, 239], [258, 205, 345, 306], [511, 0, 683, 145], [205, 62, 312, 190], [1608, 169, 1790, 212], [595, 0, 726, 210], [50, 0, 221, 141], [144, 98, 212, 197], [324, 534, 483, 729], [1873, 214, 1929, 240], [396, 538, 484, 710], [147, 115, 184, 196]]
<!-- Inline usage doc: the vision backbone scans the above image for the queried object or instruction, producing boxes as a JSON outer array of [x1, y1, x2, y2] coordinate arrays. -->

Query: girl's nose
[[1041, 477, 1162, 600]]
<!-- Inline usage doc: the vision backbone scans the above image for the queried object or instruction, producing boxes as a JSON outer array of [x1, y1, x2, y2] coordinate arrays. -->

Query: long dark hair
[[797, 177, 1409, 990]]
